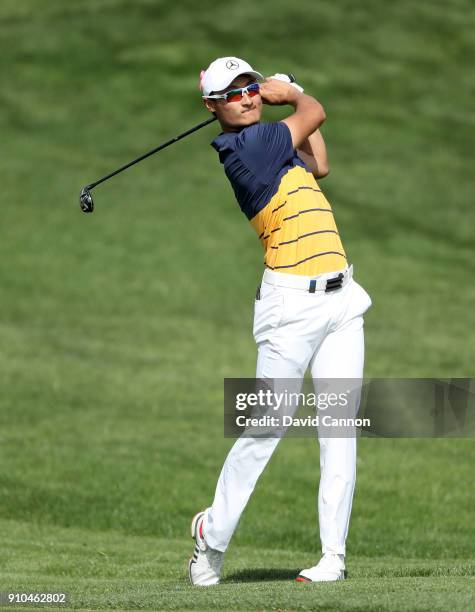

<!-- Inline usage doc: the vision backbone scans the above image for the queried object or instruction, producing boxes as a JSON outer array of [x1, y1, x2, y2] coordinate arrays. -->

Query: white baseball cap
[[200, 57, 264, 97]]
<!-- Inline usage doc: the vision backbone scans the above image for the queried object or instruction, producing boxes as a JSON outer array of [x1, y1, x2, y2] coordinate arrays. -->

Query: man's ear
[[203, 98, 216, 113]]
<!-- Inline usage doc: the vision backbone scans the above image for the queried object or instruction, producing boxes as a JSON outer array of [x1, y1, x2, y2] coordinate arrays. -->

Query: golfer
[[189, 57, 372, 586]]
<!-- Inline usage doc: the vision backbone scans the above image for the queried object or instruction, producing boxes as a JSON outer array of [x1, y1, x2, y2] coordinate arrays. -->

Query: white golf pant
[[204, 270, 372, 555]]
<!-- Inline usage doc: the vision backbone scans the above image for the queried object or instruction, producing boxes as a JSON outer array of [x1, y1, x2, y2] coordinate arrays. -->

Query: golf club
[[79, 74, 297, 213], [79, 115, 217, 213]]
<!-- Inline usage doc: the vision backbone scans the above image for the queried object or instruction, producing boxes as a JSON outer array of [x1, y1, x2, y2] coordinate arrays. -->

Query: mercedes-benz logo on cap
[[226, 59, 239, 70]]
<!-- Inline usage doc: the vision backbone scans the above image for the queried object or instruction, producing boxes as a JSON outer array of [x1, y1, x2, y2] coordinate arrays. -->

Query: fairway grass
[[1, 519, 474, 611], [1, 1, 474, 610]]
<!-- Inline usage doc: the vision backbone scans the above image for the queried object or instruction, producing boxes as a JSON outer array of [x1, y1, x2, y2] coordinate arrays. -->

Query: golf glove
[[268, 73, 304, 93]]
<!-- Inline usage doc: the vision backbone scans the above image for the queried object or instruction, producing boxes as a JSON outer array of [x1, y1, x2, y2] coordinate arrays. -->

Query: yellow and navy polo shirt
[[212, 121, 347, 277]]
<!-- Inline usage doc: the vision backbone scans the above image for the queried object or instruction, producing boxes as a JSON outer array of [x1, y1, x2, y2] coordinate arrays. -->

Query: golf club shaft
[[87, 115, 217, 190], [86, 74, 296, 191]]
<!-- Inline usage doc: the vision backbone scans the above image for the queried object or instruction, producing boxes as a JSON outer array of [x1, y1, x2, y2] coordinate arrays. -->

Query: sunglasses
[[204, 82, 260, 103]]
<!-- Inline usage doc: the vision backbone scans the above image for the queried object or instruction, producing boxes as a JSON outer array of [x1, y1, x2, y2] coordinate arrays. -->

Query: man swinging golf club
[[189, 56, 372, 586]]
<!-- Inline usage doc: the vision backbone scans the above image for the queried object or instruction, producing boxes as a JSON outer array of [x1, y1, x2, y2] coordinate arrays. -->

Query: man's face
[[204, 74, 262, 131]]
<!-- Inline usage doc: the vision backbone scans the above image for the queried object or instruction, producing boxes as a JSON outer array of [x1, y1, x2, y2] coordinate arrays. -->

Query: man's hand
[[268, 73, 304, 93], [259, 78, 301, 106]]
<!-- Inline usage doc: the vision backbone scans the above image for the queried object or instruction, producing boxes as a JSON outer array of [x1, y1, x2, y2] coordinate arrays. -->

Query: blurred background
[[1, 0, 474, 608]]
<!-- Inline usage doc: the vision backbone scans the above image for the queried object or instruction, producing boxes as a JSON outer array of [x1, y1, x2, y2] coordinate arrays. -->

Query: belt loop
[[309, 279, 317, 293]]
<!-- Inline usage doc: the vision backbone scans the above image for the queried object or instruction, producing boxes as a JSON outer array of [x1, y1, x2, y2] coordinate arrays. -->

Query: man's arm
[[297, 129, 329, 178], [259, 79, 326, 149]]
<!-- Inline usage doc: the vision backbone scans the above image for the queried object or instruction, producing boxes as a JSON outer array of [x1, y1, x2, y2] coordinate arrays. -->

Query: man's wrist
[[288, 86, 309, 108], [287, 87, 304, 107]]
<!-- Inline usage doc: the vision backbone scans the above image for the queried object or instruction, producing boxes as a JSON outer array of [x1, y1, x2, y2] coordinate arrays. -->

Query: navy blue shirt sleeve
[[234, 122, 294, 183]]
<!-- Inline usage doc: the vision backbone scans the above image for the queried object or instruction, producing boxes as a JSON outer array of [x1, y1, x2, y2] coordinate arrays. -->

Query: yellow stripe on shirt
[[249, 165, 347, 276]]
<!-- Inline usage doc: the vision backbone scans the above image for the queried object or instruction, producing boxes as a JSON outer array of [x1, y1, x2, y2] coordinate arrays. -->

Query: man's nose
[[241, 93, 252, 105]]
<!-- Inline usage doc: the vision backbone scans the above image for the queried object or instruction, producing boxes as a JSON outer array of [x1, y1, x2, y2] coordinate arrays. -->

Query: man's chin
[[222, 111, 261, 131], [241, 111, 260, 125]]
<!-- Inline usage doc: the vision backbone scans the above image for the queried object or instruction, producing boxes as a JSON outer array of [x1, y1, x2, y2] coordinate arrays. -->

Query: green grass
[[1, 0, 474, 609], [2, 519, 474, 611]]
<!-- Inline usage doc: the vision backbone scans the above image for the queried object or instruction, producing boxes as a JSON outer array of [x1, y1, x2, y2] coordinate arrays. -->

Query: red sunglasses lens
[[226, 84, 259, 103], [226, 92, 243, 103]]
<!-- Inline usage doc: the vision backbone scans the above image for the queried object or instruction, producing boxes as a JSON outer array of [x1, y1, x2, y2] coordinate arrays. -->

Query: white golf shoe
[[296, 553, 346, 582], [188, 510, 224, 586]]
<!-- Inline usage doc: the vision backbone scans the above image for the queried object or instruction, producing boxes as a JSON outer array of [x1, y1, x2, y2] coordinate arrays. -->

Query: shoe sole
[[188, 556, 196, 585], [189, 511, 205, 586], [296, 570, 345, 582]]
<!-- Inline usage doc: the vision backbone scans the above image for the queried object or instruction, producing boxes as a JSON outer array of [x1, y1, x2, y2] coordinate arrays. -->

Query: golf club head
[[79, 186, 94, 213]]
